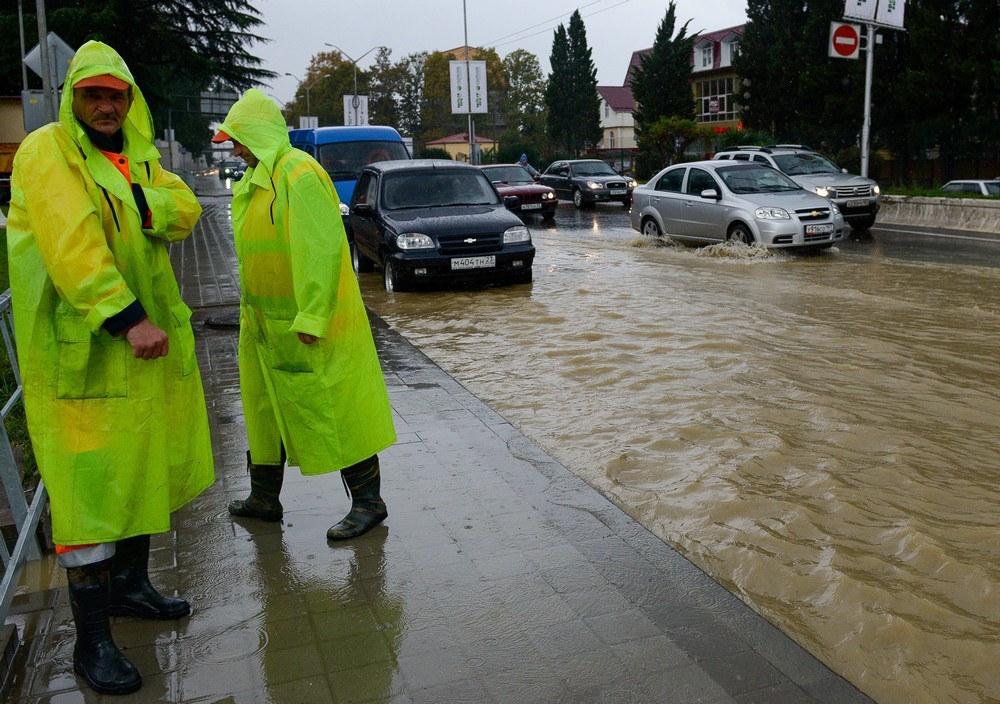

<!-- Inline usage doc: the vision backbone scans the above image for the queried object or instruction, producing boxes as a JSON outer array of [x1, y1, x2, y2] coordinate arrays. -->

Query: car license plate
[[451, 255, 496, 270], [845, 199, 867, 208], [805, 224, 833, 235], [520, 203, 542, 210], [609, 189, 626, 195]]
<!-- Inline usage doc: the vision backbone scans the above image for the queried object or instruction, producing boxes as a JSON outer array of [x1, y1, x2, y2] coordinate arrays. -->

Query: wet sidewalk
[[4, 176, 875, 703]]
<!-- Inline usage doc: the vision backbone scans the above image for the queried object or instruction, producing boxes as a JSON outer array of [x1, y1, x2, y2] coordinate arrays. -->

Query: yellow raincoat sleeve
[[14, 130, 136, 333], [285, 167, 345, 339], [139, 159, 202, 241]]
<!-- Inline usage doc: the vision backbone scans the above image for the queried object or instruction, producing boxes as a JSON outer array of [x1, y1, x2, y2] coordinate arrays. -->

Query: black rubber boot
[[327, 455, 388, 541], [228, 450, 285, 521], [109, 534, 190, 620], [67, 559, 142, 695]]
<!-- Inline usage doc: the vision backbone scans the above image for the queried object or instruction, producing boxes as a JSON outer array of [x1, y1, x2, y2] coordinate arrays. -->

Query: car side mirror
[[700, 189, 721, 200], [353, 202, 374, 216], [503, 195, 520, 209], [534, 174, 541, 182]]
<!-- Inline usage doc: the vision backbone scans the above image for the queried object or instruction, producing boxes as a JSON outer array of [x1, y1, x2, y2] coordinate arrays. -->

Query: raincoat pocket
[[55, 315, 127, 399], [170, 302, 197, 376], [264, 316, 314, 373]]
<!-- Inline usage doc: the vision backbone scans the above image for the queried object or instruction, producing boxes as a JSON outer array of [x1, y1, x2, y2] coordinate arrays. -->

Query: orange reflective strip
[[55, 543, 100, 554]]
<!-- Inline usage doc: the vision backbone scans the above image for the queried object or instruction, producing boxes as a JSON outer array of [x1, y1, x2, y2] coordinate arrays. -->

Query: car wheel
[[382, 255, 408, 292], [727, 223, 755, 246], [351, 240, 374, 273], [848, 215, 876, 231], [572, 188, 585, 208], [641, 217, 662, 238]]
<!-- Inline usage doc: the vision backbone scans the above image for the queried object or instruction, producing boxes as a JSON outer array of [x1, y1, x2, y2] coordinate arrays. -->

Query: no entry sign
[[829, 22, 861, 59]]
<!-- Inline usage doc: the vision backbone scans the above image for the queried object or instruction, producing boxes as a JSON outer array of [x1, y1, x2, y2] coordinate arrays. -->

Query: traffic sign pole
[[861, 24, 875, 178]]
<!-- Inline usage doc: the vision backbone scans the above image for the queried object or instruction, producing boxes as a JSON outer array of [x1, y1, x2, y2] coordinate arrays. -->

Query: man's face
[[72, 87, 131, 137], [232, 140, 259, 168]]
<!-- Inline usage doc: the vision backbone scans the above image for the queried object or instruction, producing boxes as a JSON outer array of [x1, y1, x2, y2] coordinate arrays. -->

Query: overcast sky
[[253, 0, 748, 108]]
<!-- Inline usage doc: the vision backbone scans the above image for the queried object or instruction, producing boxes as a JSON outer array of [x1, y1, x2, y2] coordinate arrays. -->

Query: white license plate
[[451, 255, 496, 270], [845, 199, 867, 208], [806, 224, 833, 234], [609, 189, 627, 195], [520, 203, 542, 210]]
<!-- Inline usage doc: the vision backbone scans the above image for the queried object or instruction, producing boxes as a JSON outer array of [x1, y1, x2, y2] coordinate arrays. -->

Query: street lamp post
[[324, 44, 382, 125], [285, 72, 330, 122]]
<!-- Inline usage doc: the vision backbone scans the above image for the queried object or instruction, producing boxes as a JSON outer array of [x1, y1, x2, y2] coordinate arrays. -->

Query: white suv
[[714, 145, 880, 231]]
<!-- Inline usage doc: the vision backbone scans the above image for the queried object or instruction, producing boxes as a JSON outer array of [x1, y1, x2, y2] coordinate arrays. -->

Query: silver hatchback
[[630, 161, 846, 251]]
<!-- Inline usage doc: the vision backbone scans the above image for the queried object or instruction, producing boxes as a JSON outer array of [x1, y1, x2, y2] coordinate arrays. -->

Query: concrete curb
[[879, 195, 1000, 233]]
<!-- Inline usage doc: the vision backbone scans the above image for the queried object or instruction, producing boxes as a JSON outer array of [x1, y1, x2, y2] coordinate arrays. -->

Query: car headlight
[[395, 233, 434, 250], [873, 184, 881, 195], [587, 180, 602, 190], [830, 201, 841, 214], [503, 226, 531, 243], [340, 202, 349, 216], [814, 186, 830, 198], [754, 207, 791, 220], [544, 191, 555, 200], [627, 179, 637, 188]]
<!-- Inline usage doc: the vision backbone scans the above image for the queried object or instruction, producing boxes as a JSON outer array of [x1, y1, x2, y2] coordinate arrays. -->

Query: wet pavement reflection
[[356, 202, 1000, 704]]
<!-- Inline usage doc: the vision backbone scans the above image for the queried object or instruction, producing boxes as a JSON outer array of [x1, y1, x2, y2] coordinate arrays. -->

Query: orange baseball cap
[[212, 129, 232, 144], [74, 74, 129, 91]]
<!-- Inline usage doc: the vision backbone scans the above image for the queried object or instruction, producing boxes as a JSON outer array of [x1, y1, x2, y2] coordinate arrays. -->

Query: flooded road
[[357, 205, 1000, 704]]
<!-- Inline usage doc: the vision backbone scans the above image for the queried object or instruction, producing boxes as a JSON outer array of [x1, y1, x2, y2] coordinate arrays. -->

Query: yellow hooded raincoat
[[6, 41, 214, 545], [216, 89, 395, 473]]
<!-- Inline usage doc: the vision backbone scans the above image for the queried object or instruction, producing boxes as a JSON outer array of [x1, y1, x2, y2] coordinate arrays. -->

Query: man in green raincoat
[[212, 90, 395, 541], [6, 42, 214, 695]]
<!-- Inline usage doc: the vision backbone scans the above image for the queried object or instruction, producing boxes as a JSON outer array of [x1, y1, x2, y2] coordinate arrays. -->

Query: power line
[[484, 0, 632, 50]]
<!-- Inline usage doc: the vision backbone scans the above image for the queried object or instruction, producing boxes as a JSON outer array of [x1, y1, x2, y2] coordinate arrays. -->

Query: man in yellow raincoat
[[6, 42, 214, 695], [212, 90, 395, 541]]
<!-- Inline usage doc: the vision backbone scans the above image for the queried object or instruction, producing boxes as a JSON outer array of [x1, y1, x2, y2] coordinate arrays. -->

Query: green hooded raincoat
[[6, 41, 214, 545], [216, 89, 395, 473]]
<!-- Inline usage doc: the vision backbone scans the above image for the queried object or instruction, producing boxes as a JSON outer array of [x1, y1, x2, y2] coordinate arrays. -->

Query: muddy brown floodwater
[[357, 213, 1000, 704]]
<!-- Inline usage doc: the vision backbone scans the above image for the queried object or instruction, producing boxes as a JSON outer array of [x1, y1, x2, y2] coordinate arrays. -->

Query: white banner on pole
[[343, 95, 369, 125], [450, 60, 488, 114], [875, 0, 905, 28], [843, 0, 877, 22]]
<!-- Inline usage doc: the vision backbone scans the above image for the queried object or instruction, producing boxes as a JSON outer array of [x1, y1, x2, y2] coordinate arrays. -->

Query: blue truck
[[288, 125, 411, 219]]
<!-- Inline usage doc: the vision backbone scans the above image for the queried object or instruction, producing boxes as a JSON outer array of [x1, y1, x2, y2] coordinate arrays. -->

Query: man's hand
[[126, 319, 169, 359], [297, 332, 318, 345]]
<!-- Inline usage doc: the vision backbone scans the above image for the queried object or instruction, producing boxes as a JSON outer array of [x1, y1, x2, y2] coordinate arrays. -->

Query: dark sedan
[[348, 160, 535, 292], [539, 159, 636, 208], [481, 164, 557, 220]]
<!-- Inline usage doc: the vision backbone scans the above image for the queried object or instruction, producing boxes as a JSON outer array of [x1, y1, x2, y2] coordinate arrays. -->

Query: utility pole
[[463, 0, 474, 164], [325, 44, 380, 126], [34, 0, 56, 122]]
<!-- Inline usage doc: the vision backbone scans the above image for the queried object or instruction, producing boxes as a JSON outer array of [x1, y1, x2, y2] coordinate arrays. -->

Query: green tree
[[545, 11, 601, 154], [544, 24, 572, 152], [368, 47, 403, 128], [0, 0, 274, 156], [286, 51, 355, 127], [396, 53, 428, 142], [630, 2, 696, 128], [502, 49, 547, 146], [639, 117, 712, 171]]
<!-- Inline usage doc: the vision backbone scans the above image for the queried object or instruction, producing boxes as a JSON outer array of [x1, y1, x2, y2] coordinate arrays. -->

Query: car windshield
[[717, 165, 803, 193], [316, 140, 410, 181], [382, 170, 501, 209], [572, 161, 618, 177], [483, 165, 533, 184], [772, 152, 842, 176]]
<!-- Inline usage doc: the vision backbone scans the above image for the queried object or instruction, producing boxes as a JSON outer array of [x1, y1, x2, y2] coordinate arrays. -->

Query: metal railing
[[0, 289, 46, 626]]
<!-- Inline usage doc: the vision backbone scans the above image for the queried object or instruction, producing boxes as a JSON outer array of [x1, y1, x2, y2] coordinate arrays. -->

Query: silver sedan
[[630, 161, 846, 250]]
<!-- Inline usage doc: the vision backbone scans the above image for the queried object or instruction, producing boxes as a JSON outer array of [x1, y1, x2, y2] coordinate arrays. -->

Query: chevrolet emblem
[[811, 211, 820, 217], [464, 237, 477, 244]]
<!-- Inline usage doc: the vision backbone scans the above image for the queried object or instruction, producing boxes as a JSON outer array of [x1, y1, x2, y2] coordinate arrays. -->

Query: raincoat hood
[[216, 89, 290, 186], [60, 40, 158, 162]]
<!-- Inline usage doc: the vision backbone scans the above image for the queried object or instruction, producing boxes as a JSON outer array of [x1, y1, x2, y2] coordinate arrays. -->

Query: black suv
[[348, 160, 535, 292], [714, 145, 881, 230], [539, 159, 636, 208]]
